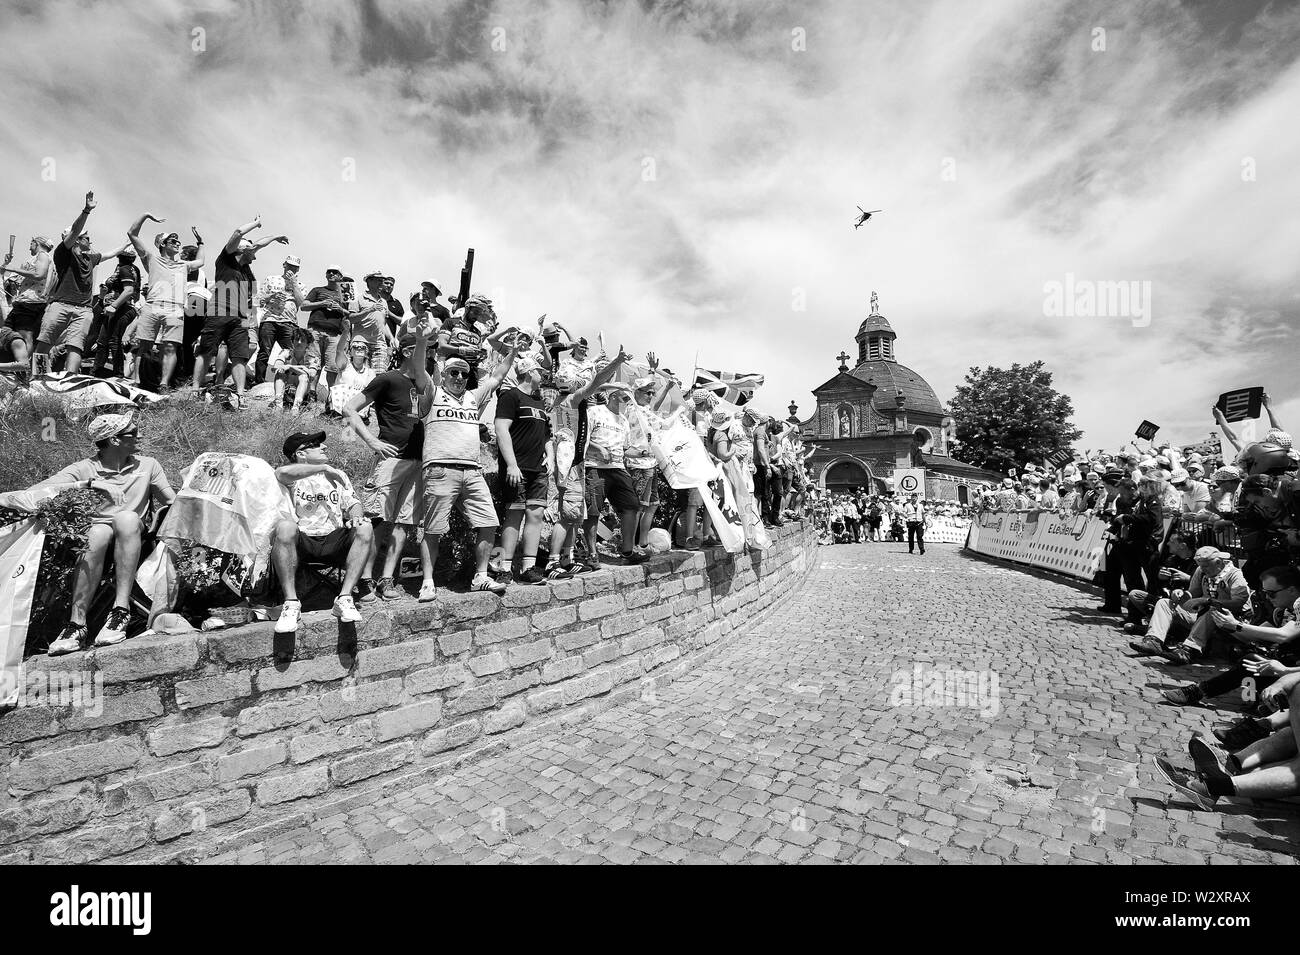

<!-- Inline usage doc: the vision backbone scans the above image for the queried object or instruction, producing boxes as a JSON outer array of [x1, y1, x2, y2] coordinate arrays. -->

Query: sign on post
[[894, 468, 925, 496]]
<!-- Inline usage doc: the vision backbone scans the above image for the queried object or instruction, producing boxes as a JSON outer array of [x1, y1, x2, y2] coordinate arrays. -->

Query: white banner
[[0, 519, 46, 707], [965, 510, 1109, 580]]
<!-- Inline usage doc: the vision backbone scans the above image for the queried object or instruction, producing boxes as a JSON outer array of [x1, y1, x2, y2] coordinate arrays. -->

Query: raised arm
[[1, 250, 49, 281], [224, 215, 262, 254], [127, 212, 165, 260], [64, 191, 96, 249], [474, 344, 518, 402], [570, 347, 628, 405], [1212, 406, 1243, 452], [1262, 391, 1284, 431], [250, 234, 289, 253]]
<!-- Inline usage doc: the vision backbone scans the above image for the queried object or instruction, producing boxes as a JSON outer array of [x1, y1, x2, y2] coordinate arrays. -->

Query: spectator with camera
[[1129, 546, 1250, 664]]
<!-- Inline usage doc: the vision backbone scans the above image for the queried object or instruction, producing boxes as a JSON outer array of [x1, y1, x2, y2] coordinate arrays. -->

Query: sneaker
[[417, 580, 437, 603], [47, 624, 88, 656], [547, 563, 576, 581], [487, 559, 508, 576], [332, 594, 362, 623], [470, 575, 507, 595], [515, 567, 548, 586], [93, 606, 132, 647], [1151, 755, 1218, 811], [1096, 604, 1122, 615], [577, 557, 601, 575], [375, 577, 403, 601], [1212, 717, 1268, 751], [1155, 645, 1199, 666], [1129, 636, 1165, 656], [1188, 733, 1232, 779], [681, 537, 701, 551], [619, 548, 649, 565], [1161, 684, 1203, 706], [354, 579, 379, 604], [275, 600, 302, 634], [1121, 622, 1147, 635]]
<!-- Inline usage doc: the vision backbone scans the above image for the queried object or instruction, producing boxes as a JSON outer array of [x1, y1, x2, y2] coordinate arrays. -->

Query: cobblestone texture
[[204, 544, 1300, 864]]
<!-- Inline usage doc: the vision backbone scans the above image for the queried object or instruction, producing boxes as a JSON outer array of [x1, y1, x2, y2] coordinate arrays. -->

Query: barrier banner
[[0, 519, 45, 707], [965, 510, 1109, 580]]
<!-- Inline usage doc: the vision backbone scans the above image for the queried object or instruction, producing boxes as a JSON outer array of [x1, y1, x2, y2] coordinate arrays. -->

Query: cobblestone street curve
[[208, 543, 1300, 864]]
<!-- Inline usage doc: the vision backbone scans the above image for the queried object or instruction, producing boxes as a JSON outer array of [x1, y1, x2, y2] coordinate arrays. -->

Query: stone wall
[[0, 522, 817, 863]]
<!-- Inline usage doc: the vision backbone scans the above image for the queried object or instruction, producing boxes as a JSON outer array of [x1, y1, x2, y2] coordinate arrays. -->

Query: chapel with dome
[[791, 292, 1002, 501]]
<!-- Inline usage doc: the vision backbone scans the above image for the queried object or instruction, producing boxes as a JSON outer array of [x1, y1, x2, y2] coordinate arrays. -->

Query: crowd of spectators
[[812, 490, 973, 552], [0, 192, 819, 665], [966, 399, 1300, 813]]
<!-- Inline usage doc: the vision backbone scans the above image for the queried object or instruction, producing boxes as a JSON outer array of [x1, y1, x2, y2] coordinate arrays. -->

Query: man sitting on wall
[[0, 409, 175, 654], [272, 431, 375, 633]]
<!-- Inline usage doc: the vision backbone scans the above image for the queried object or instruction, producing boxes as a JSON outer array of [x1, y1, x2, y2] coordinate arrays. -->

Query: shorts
[[6, 301, 46, 335], [363, 457, 425, 525], [584, 467, 639, 514], [776, 466, 792, 495], [310, 329, 343, 374], [629, 467, 659, 507], [296, 527, 356, 568], [197, 315, 251, 363], [675, 487, 704, 507], [422, 464, 499, 535], [498, 466, 548, 510], [37, 302, 93, 351], [547, 465, 586, 523], [135, 301, 186, 345]]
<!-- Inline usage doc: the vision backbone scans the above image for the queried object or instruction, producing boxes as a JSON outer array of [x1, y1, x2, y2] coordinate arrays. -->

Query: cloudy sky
[[3, 0, 1297, 450]]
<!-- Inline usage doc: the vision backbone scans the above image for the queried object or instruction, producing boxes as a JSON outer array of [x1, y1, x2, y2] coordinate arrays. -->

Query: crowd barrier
[[926, 517, 971, 545], [965, 509, 1243, 582], [964, 510, 1109, 581]]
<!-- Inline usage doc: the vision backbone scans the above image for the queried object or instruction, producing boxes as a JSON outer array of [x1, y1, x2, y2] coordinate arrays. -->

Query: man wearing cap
[[416, 323, 517, 594], [253, 254, 306, 385], [436, 294, 491, 389], [994, 477, 1019, 512], [0, 409, 174, 654], [343, 332, 434, 601], [272, 431, 374, 632], [1, 235, 55, 355], [1130, 547, 1250, 664], [38, 191, 131, 375], [127, 213, 203, 390], [192, 216, 287, 402], [348, 270, 401, 371], [381, 276, 404, 331], [300, 265, 353, 396], [1169, 466, 1212, 524]]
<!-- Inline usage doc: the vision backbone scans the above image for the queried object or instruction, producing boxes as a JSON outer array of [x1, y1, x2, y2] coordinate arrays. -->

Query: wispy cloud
[[2, 0, 1297, 447]]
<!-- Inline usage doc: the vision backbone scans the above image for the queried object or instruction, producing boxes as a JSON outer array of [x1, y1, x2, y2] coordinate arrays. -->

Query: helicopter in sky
[[853, 206, 882, 229]]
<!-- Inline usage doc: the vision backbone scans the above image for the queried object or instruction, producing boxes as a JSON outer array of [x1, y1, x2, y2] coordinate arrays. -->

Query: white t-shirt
[[584, 404, 629, 470], [423, 385, 488, 467], [144, 252, 189, 308], [287, 472, 358, 537]]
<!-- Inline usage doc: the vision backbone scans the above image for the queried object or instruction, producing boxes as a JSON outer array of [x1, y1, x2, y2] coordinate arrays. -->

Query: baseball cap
[[1169, 468, 1189, 484], [1102, 467, 1126, 481], [573, 337, 589, 349], [1194, 546, 1232, 561], [282, 430, 327, 460], [632, 376, 656, 392], [363, 268, 385, 280], [283, 254, 301, 268], [324, 264, 344, 276], [421, 279, 442, 294], [444, 357, 471, 373], [397, 333, 417, 349], [32, 235, 53, 250], [514, 355, 540, 376]]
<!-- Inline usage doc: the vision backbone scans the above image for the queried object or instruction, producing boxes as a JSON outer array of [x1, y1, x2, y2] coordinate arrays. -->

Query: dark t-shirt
[[361, 370, 425, 460], [212, 249, 255, 319], [495, 387, 551, 472], [306, 286, 347, 334], [440, 317, 482, 369], [50, 244, 104, 306], [104, 262, 141, 311]]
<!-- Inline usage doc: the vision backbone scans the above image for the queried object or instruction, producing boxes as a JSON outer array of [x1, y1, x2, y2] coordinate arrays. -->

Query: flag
[[693, 369, 764, 406], [29, 373, 164, 419], [1217, 387, 1263, 423], [0, 519, 45, 707], [650, 417, 717, 489], [698, 465, 746, 554], [1135, 420, 1160, 441]]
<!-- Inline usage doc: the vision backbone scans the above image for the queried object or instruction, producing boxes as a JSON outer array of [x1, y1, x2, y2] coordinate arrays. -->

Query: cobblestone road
[[211, 544, 1300, 864]]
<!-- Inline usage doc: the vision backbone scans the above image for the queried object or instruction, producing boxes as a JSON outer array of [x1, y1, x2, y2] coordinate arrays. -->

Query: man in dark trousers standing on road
[[902, 493, 926, 555]]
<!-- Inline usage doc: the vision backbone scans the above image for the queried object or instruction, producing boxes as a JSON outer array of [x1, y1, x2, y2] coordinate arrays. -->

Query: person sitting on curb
[[1129, 547, 1250, 664], [0, 409, 174, 653], [1121, 530, 1197, 635], [1160, 564, 1300, 707], [272, 431, 374, 633], [1153, 671, 1300, 811]]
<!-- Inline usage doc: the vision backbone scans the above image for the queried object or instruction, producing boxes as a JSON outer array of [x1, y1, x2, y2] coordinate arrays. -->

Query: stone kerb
[[0, 522, 818, 863]]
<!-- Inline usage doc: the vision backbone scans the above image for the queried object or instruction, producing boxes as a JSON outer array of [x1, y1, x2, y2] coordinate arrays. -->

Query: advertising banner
[[965, 510, 1109, 580]]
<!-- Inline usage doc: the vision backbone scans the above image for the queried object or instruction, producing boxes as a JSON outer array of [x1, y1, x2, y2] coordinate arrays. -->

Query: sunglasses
[[350, 344, 369, 351], [444, 369, 469, 379], [118, 431, 139, 440]]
